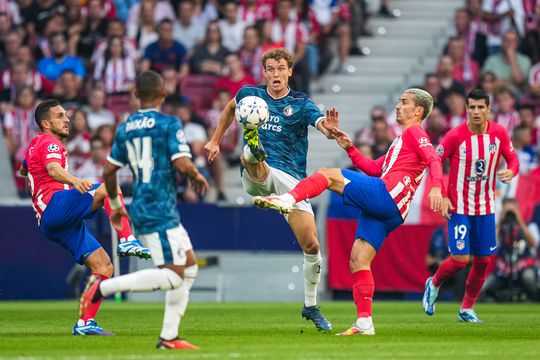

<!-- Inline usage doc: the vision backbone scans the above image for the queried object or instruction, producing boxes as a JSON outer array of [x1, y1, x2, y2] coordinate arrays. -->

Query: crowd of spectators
[[1, 0, 393, 201]]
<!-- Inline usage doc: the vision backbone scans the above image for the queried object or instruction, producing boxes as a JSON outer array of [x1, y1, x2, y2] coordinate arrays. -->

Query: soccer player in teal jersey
[[205, 48, 339, 331], [80, 71, 208, 350]]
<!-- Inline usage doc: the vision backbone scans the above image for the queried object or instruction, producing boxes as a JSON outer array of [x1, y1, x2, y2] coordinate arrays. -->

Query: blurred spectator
[[478, 70, 497, 104], [66, 109, 92, 170], [29, 0, 64, 36], [482, 30, 531, 94], [76, 0, 109, 60], [512, 124, 538, 175], [444, 90, 467, 129], [437, 55, 466, 100], [173, 0, 205, 52], [493, 86, 520, 132], [214, 53, 257, 98], [423, 72, 447, 114], [141, 19, 189, 76], [127, 0, 159, 55], [93, 35, 137, 94], [54, 70, 85, 111], [523, 3, 540, 64], [189, 21, 229, 76], [528, 62, 540, 99], [238, 25, 264, 83], [205, 88, 238, 201], [482, 198, 539, 301], [481, 0, 514, 54], [64, 0, 85, 40], [453, 6, 487, 67], [218, 1, 246, 53], [446, 36, 480, 91], [353, 105, 387, 146], [94, 123, 116, 151], [238, 0, 272, 25], [73, 137, 107, 183], [91, 18, 139, 65], [162, 67, 180, 96], [38, 32, 86, 86], [0, 0, 21, 26], [0, 30, 23, 72], [0, 61, 54, 103], [127, 0, 175, 35], [424, 106, 447, 146], [518, 104, 540, 148], [192, 0, 219, 28], [371, 119, 393, 159], [82, 88, 116, 131]]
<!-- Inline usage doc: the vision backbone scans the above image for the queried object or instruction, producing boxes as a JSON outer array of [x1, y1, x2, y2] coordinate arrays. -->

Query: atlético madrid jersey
[[25, 133, 70, 222], [437, 121, 519, 216], [235, 85, 325, 180]]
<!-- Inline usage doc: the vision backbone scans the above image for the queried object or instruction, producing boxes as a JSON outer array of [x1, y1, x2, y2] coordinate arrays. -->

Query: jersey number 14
[[126, 137, 154, 183]]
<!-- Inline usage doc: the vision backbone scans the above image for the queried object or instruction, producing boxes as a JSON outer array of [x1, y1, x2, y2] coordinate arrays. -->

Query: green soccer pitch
[[1, 301, 539, 359]]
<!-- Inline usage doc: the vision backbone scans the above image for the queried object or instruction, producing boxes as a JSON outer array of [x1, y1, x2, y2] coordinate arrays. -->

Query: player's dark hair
[[262, 48, 294, 70], [135, 70, 163, 101], [34, 99, 61, 131], [466, 89, 490, 106]]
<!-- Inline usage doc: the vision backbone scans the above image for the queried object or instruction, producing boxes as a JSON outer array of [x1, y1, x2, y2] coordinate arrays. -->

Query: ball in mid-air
[[235, 96, 269, 130]]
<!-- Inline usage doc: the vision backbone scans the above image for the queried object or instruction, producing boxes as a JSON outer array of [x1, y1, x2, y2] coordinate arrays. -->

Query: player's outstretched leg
[[243, 128, 266, 162], [103, 195, 151, 259], [75, 275, 114, 336]]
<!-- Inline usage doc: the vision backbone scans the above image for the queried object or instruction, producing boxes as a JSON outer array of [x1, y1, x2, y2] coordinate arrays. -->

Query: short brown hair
[[261, 48, 293, 69]]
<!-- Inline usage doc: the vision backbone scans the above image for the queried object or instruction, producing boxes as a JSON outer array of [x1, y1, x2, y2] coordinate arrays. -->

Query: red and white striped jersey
[[346, 124, 443, 220], [437, 121, 519, 216], [93, 57, 136, 94]]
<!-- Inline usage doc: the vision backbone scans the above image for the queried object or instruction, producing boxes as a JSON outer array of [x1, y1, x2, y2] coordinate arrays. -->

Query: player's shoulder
[[445, 122, 468, 138], [488, 120, 509, 137], [287, 89, 310, 101], [237, 84, 267, 98], [33, 133, 63, 151]]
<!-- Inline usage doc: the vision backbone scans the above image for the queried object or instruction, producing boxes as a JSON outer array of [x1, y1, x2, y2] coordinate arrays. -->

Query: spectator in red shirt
[[238, 25, 264, 83], [446, 36, 480, 91], [214, 53, 257, 98]]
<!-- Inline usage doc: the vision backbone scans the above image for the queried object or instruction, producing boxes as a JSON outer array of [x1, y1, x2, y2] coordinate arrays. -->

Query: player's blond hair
[[261, 48, 294, 70], [404, 88, 433, 119]]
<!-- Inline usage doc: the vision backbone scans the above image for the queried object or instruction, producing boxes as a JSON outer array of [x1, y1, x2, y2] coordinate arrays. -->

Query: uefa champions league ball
[[235, 96, 269, 130]]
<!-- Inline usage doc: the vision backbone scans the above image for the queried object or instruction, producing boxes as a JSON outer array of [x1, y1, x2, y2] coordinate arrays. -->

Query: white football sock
[[178, 264, 198, 316], [243, 144, 260, 164], [303, 252, 322, 307], [355, 316, 373, 329], [160, 287, 183, 340], [279, 193, 296, 205], [99, 268, 183, 297]]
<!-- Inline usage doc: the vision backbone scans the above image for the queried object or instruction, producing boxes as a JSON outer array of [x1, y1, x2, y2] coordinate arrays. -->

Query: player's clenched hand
[[110, 208, 130, 231], [191, 173, 209, 196], [204, 140, 220, 163], [331, 128, 352, 149], [441, 197, 454, 219], [497, 169, 514, 184], [72, 178, 94, 194], [428, 187, 443, 212]]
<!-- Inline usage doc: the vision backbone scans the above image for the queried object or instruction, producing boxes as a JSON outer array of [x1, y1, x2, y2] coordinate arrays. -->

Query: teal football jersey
[[235, 85, 325, 180], [108, 108, 191, 235]]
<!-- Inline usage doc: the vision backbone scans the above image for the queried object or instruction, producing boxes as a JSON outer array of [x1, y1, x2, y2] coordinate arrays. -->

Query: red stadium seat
[[107, 94, 131, 121], [180, 75, 220, 118]]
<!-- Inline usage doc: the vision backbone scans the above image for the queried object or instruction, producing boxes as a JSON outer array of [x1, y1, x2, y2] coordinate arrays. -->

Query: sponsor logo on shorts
[[489, 245, 497, 251], [456, 240, 465, 251], [47, 143, 60, 152]]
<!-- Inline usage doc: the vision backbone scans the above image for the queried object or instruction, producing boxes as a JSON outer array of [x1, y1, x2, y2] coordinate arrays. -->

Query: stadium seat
[[107, 94, 131, 121], [180, 75, 220, 118]]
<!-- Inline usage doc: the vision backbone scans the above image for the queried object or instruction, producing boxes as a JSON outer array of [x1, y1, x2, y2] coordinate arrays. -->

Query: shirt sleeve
[[108, 126, 128, 167], [168, 117, 192, 161], [303, 98, 325, 128], [346, 146, 385, 177], [499, 128, 520, 175], [39, 138, 65, 166], [408, 126, 443, 188], [234, 85, 250, 104]]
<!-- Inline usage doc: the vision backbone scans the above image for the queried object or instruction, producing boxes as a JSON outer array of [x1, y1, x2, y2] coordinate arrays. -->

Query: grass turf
[[0, 301, 539, 359]]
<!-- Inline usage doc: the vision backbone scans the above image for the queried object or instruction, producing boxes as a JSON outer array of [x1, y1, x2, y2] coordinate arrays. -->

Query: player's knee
[[302, 239, 320, 254], [349, 256, 369, 272], [452, 254, 470, 263], [184, 263, 198, 280], [164, 268, 183, 288]]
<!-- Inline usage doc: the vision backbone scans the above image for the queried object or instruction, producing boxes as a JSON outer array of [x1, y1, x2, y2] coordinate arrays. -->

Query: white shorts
[[241, 166, 313, 215], [138, 225, 193, 266]]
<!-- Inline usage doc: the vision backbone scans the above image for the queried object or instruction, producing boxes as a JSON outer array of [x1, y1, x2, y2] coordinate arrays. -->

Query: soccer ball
[[235, 96, 269, 130]]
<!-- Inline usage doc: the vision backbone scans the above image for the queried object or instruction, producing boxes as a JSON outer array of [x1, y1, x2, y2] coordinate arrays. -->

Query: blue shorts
[[448, 213, 496, 256], [341, 169, 403, 252], [40, 184, 102, 264]]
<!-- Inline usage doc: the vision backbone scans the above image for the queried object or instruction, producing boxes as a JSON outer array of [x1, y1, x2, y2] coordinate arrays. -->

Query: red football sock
[[289, 172, 329, 202], [352, 270, 374, 318], [81, 273, 109, 321], [104, 194, 133, 242], [432, 257, 468, 288], [462, 257, 491, 309]]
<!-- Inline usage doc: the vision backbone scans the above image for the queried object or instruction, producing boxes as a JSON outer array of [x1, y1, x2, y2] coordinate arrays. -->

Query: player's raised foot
[[252, 195, 294, 214], [243, 128, 267, 162], [118, 237, 151, 259], [156, 338, 200, 350], [301, 305, 332, 331], [458, 309, 484, 323], [73, 319, 114, 336], [79, 275, 103, 319], [422, 276, 439, 316]]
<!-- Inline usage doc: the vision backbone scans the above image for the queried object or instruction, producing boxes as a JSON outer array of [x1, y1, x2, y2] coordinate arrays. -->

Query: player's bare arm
[[46, 162, 93, 194], [103, 161, 130, 230], [204, 99, 236, 163], [173, 157, 209, 196]]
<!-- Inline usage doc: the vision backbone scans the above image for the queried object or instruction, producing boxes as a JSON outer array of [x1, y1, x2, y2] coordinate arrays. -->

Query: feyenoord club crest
[[456, 240, 465, 251], [283, 105, 294, 116]]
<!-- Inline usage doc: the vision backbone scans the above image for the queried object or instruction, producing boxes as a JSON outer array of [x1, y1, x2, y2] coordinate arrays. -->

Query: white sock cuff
[[243, 145, 260, 164], [184, 264, 198, 279], [162, 268, 183, 289], [304, 252, 322, 263]]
